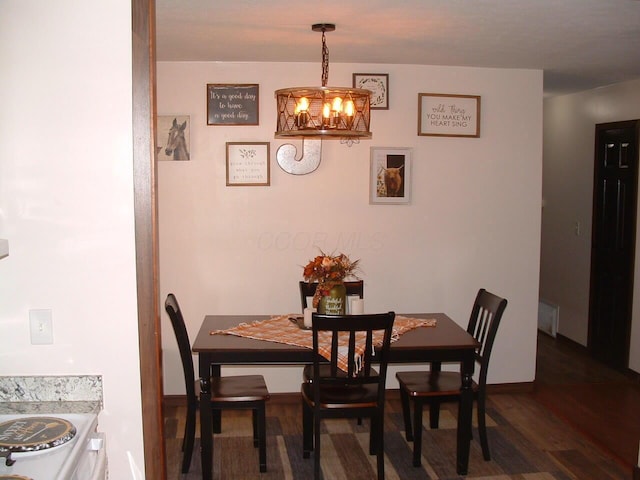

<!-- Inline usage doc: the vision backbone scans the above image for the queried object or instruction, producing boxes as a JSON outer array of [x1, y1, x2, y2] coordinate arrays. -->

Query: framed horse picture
[[369, 147, 412, 204], [157, 115, 191, 161]]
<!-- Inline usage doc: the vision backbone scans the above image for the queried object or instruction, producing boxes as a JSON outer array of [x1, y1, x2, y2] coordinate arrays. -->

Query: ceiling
[[156, 0, 640, 97]]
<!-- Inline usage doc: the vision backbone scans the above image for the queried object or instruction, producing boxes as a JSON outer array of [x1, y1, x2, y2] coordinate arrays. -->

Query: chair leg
[[412, 399, 424, 467], [477, 393, 490, 461], [302, 400, 312, 458], [399, 386, 413, 441], [369, 415, 377, 455], [376, 412, 385, 480], [181, 401, 196, 473], [429, 400, 441, 429], [257, 403, 267, 472], [314, 415, 321, 480]]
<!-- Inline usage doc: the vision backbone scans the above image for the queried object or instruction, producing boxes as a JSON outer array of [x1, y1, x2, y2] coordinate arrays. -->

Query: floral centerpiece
[[303, 251, 360, 311]]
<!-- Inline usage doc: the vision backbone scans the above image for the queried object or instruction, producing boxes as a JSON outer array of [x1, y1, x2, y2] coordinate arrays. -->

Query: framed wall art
[[207, 84, 259, 126], [353, 73, 389, 110], [225, 142, 270, 186], [370, 147, 412, 204], [418, 93, 480, 137], [157, 115, 190, 161]]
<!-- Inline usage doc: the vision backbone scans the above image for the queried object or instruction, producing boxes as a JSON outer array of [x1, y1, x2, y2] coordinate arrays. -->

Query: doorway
[[588, 119, 639, 370], [132, 0, 165, 478]]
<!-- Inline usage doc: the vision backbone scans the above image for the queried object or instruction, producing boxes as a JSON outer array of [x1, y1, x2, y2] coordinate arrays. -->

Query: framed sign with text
[[207, 84, 259, 125], [353, 73, 389, 110], [418, 93, 480, 137], [225, 142, 270, 186]]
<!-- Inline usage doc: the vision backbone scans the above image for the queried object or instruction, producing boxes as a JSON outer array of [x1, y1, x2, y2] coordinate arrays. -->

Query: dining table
[[192, 312, 480, 480]]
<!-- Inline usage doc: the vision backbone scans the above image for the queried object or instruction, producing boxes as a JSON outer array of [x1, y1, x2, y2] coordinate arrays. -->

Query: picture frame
[[418, 93, 480, 137], [370, 147, 412, 204], [353, 73, 389, 110], [225, 142, 270, 186], [157, 115, 191, 161], [207, 84, 259, 126]]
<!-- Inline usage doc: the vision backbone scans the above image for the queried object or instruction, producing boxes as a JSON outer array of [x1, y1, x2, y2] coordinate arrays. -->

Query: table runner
[[210, 315, 437, 373]]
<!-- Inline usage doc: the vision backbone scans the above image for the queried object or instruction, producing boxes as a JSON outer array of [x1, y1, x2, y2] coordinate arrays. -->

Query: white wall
[[542, 78, 640, 373], [157, 61, 543, 393], [0, 2, 145, 479]]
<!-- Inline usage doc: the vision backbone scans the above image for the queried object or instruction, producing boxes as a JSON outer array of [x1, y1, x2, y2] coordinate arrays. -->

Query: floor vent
[[538, 299, 559, 337]]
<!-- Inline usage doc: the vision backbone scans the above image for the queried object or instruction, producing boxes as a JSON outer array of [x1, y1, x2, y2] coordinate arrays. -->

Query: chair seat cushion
[[396, 370, 478, 397], [302, 364, 379, 383], [301, 382, 379, 408], [210, 374, 270, 402]]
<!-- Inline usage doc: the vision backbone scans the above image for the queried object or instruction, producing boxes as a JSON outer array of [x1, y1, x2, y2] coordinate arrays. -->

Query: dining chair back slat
[[468, 290, 506, 381]]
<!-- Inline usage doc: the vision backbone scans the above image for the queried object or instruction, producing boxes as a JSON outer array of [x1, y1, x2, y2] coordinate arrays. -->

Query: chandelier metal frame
[[274, 24, 372, 139]]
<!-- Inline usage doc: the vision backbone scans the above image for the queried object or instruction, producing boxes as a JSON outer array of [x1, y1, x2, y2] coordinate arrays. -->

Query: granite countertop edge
[[0, 375, 103, 416], [0, 400, 102, 415]]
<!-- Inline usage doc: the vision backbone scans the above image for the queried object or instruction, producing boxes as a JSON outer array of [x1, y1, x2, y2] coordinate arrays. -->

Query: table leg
[[457, 357, 474, 475], [199, 375, 213, 480], [211, 364, 221, 433]]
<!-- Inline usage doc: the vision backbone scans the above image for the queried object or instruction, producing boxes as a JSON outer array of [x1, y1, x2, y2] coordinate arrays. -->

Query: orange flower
[[302, 250, 360, 283]]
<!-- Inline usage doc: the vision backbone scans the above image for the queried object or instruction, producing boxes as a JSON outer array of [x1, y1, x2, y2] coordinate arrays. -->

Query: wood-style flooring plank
[[535, 332, 640, 469]]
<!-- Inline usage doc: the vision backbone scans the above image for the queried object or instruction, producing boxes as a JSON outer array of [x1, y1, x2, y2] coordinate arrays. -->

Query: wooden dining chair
[[301, 312, 395, 480], [300, 280, 368, 391], [395, 289, 507, 466], [164, 293, 271, 473], [299, 280, 364, 312]]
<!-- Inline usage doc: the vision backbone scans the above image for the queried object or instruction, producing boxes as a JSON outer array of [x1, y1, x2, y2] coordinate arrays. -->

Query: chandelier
[[274, 24, 372, 139]]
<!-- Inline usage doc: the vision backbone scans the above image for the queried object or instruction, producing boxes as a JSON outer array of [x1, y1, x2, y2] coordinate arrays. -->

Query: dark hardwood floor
[[533, 331, 640, 471], [163, 331, 640, 479]]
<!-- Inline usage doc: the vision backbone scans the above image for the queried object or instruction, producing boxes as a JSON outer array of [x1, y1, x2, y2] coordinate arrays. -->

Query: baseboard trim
[[555, 332, 588, 352], [163, 395, 187, 407], [163, 382, 534, 408], [486, 382, 534, 394], [164, 391, 311, 407], [555, 333, 640, 382]]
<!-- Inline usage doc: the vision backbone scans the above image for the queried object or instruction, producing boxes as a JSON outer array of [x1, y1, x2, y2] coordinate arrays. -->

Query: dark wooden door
[[589, 120, 639, 370]]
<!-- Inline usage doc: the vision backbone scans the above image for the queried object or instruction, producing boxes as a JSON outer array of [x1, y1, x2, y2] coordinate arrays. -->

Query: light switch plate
[[29, 309, 53, 345]]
